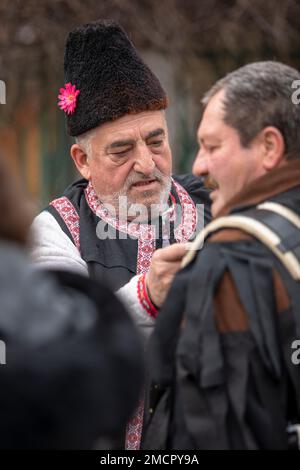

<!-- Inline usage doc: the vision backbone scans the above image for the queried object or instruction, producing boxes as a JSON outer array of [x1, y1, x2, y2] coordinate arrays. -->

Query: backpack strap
[[182, 202, 300, 281]]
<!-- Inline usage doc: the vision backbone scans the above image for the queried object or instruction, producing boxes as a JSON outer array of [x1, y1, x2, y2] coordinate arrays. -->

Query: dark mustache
[[204, 175, 218, 190]]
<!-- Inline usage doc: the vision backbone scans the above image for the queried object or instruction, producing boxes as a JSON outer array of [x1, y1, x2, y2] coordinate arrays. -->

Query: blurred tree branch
[[0, 0, 299, 122]]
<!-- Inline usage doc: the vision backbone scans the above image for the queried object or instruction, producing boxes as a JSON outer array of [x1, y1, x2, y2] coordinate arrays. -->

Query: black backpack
[[143, 202, 300, 450]]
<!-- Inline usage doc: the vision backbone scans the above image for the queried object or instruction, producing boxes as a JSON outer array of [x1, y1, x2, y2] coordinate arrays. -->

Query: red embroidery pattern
[[85, 183, 141, 238], [125, 397, 145, 451], [137, 222, 156, 274], [84, 180, 197, 243], [126, 223, 156, 450], [50, 197, 80, 251], [172, 180, 197, 242]]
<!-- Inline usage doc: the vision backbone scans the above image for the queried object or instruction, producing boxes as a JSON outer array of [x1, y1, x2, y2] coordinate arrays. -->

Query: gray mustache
[[126, 170, 165, 187]]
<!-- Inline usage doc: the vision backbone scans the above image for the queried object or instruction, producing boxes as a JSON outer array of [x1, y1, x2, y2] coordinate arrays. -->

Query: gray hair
[[202, 61, 300, 159], [75, 127, 98, 158]]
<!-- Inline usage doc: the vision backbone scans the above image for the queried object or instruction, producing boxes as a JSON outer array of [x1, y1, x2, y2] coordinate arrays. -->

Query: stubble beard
[[96, 169, 172, 222]]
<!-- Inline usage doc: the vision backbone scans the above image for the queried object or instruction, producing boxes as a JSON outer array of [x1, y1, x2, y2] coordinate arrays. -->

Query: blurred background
[[0, 0, 299, 208]]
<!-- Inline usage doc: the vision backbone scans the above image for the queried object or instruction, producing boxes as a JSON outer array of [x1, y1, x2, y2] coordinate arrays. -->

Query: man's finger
[[158, 243, 189, 262]]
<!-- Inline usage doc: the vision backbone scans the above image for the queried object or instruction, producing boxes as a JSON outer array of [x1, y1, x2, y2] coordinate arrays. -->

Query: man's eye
[[112, 149, 129, 157], [207, 146, 217, 152], [149, 140, 163, 147]]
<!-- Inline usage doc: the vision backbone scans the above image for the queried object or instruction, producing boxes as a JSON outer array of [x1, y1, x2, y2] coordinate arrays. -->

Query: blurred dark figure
[[0, 156, 143, 449]]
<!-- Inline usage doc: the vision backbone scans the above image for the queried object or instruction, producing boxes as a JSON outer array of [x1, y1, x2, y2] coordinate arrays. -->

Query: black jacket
[[143, 159, 300, 450]]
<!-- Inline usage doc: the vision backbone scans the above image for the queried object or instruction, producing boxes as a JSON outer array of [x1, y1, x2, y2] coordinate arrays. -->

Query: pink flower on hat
[[58, 82, 80, 114]]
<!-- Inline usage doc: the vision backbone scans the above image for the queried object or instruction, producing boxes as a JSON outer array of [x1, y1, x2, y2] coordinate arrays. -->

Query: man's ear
[[70, 144, 91, 180], [260, 126, 285, 171]]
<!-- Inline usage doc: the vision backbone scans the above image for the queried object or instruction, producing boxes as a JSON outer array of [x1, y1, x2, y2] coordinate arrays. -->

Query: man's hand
[[145, 243, 188, 308]]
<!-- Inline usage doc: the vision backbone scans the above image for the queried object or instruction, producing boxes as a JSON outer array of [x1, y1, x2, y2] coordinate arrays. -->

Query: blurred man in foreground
[[0, 157, 143, 449]]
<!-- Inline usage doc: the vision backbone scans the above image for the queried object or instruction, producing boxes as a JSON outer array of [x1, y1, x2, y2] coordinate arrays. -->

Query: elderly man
[[144, 61, 300, 450], [31, 20, 211, 450], [32, 20, 210, 327]]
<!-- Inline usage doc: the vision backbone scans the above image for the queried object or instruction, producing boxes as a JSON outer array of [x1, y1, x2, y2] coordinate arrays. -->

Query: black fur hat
[[59, 19, 168, 136]]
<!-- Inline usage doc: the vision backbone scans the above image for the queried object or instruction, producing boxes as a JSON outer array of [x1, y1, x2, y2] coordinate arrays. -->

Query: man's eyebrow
[[105, 128, 165, 152], [106, 139, 135, 151], [199, 135, 220, 145], [145, 128, 165, 140]]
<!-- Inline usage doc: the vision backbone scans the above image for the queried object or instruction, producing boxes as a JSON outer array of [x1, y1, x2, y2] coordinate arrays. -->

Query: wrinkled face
[[83, 111, 172, 217], [193, 90, 265, 217]]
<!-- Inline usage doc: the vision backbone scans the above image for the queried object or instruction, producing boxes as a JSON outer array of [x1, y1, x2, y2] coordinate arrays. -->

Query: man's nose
[[133, 142, 155, 175], [192, 153, 208, 177]]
